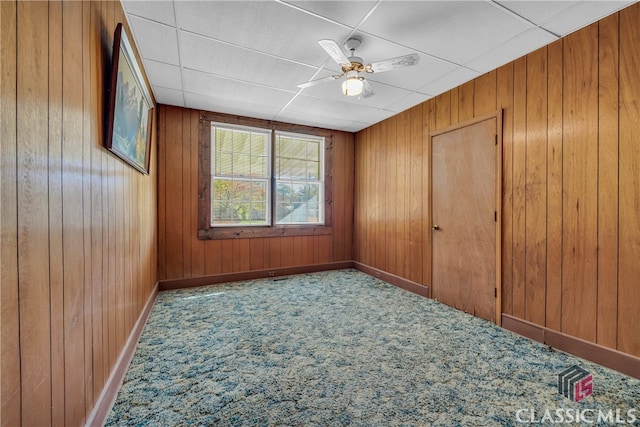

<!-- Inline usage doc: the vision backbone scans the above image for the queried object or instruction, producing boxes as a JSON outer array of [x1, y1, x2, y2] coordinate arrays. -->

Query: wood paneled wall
[[157, 105, 354, 281], [354, 4, 640, 358], [1, 1, 158, 426]]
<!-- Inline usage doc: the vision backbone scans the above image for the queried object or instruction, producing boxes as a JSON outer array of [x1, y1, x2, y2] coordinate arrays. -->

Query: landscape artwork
[[106, 23, 153, 174]]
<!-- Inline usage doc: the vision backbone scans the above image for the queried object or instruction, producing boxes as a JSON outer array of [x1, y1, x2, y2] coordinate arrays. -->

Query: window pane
[[234, 154, 251, 177], [215, 153, 233, 176], [276, 182, 321, 224], [251, 156, 267, 177], [307, 141, 319, 161], [251, 134, 266, 155], [216, 129, 233, 152], [211, 122, 270, 227], [306, 160, 319, 180]]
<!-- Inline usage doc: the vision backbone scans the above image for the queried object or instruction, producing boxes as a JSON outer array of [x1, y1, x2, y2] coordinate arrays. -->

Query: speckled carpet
[[106, 269, 639, 426]]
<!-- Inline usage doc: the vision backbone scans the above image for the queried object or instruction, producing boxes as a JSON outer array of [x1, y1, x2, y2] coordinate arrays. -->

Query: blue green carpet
[[106, 269, 639, 426]]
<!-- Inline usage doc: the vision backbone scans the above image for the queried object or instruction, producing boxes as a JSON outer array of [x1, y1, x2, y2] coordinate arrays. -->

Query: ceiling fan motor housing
[[344, 37, 362, 52]]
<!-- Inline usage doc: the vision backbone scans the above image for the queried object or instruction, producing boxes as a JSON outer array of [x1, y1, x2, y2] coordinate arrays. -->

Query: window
[[198, 112, 333, 240], [211, 124, 271, 226], [275, 132, 324, 225]]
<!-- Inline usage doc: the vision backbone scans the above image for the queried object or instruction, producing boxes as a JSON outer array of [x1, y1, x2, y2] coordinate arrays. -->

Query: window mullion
[[270, 129, 276, 227]]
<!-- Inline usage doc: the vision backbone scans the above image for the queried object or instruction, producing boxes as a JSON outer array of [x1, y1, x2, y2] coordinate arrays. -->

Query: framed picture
[[105, 23, 154, 174]]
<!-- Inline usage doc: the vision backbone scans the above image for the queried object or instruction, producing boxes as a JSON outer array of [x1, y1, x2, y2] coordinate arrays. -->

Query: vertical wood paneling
[[562, 24, 598, 342], [511, 57, 527, 319], [343, 131, 354, 261], [165, 106, 183, 279], [82, 0, 95, 418], [62, 1, 87, 422], [450, 87, 459, 124], [597, 14, 619, 348], [191, 111, 205, 277], [458, 81, 474, 122], [2, 1, 159, 423], [474, 70, 497, 116], [371, 123, 382, 269], [524, 47, 547, 325], [16, 3, 52, 426], [435, 92, 451, 129], [423, 99, 435, 286], [618, 3, 640, 357], [409, 105, 423, 284], [158, 106, 167, 280], [333, 133, 346, 262], [385, 117, 397, 274], [1, 1, 20, 425], [48, 0, 65, 424], [546, 40, 563, 331], [204, 240, 222, 275], [497, 62, 514, 315], [396, 112, 409, 278], [182, 109, 193, 277]]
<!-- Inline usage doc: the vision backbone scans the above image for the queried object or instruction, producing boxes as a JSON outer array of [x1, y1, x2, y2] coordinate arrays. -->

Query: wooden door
[[431, 116, 499, 323]]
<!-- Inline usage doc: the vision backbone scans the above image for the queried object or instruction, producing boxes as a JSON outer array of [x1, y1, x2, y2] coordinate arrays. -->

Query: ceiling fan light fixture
[[342, 71, 363, 96]]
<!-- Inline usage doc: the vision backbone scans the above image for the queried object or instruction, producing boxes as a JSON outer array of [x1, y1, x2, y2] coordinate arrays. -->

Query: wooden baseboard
[[158, 261, 354, 291], [85, 283, 159, 427], [502, 314, 640, 380], [352, 262, 430, 298]]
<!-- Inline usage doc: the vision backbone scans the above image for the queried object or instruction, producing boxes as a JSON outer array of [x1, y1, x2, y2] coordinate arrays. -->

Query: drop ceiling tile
[[465, 27, 558, 74], [182, 69, 295, 118], [417, 67, 480, 97], [286, 94, 379, 123], [359, 1, 535, 65], [275, 109, 356, 131], [127, 15, 179, 65], [123, 0, 176, 26], [152, 86, 184, 107], [356, 108, 399, 126], [143, 59, 182, 91], [284, 1, 377, 28], [384, 92, 433, 114], [494, 1, 579, 26], [179, 32, 317, 92], [342, 121, 370, 132], [175, 1, 350, 67], [185, 92, 284, 122], [541, 1, 634, 36]]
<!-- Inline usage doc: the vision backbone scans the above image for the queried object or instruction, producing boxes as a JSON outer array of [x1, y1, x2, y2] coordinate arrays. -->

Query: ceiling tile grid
[[122, 0, 636, 132]]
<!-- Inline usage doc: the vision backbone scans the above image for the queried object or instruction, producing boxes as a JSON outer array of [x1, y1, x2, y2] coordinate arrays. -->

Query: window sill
[[198, 225, 332, 240]]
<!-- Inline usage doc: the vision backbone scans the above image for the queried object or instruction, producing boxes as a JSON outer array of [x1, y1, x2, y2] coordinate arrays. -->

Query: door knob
[[432, 224, 440, 231]]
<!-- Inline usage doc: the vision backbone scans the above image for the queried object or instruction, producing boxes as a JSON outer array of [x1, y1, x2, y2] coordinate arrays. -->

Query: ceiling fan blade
[[297, 74, 342, 89], [360, 79, 375, 99], [368, 53, 420, 73], [318, 39, 351, 66]]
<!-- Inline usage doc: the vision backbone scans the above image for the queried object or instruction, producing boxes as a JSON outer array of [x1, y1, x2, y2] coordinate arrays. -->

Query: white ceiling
[[122, 0, 635, 132]]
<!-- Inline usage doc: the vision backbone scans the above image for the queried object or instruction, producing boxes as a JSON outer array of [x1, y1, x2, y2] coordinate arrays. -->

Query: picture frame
[[105, 23, 154, 174]]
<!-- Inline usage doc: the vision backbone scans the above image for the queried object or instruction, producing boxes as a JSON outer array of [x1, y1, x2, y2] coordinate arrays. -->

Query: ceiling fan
[[297, 37, 420, 98]]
